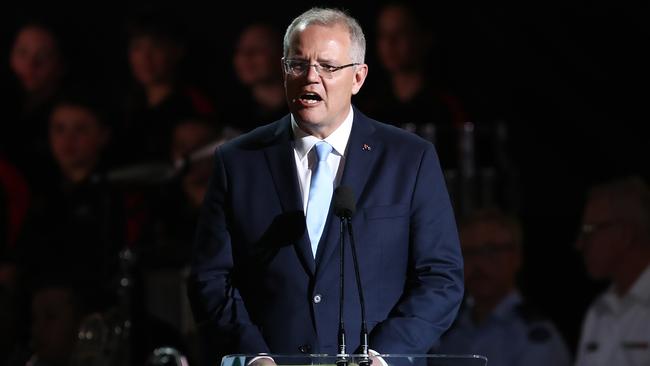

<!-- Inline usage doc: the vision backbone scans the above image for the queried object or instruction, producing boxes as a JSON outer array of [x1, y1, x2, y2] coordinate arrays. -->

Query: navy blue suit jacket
[[188, 108, 463, 356]]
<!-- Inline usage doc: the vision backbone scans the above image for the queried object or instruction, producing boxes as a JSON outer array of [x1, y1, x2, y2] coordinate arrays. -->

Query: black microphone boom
[[333, 186, 371, 366], [334, 186, 356, 218]]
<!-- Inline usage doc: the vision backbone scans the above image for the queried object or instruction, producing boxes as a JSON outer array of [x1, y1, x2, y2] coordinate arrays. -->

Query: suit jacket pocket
[[363, 204, 409, 220]]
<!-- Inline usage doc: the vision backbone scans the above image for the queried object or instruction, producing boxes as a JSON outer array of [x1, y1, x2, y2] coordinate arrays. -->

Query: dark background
[[3, 0, 648, 354]]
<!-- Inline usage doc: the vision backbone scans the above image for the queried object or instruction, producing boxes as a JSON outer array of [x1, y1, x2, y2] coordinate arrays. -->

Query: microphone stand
[[346, 218, 371, 366], [334, 186, 371, 366], [336, 218, 348, 366]]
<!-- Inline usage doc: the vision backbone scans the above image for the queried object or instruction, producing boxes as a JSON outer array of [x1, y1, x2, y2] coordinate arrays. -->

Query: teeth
[[300, 93, 321, 103]]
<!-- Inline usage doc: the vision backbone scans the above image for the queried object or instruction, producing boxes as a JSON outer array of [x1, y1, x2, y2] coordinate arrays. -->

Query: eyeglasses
[[578, 220, 619, 240], [462, 242, 516, 258], [282, 58, 360, 79]]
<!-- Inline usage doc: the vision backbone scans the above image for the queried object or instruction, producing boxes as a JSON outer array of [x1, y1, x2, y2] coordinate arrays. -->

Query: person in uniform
[[432, 208, 571, 366], [575, 176, 650, 366]]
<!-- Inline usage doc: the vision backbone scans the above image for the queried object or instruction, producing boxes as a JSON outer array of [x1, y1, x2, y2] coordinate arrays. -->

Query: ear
[[351, 63, 368, 95]]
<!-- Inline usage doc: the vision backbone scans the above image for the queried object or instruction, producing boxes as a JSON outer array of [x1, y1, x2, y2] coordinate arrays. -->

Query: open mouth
[[298, 92, 322, 104]]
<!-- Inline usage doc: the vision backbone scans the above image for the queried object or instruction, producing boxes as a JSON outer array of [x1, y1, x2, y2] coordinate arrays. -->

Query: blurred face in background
[[49, 104, 109, 177], [234, 24, 282, 86], [461, 220, 521, 304], [376, 5, 423, 73], [31, 287, 81, 365], [128, 34, 182, 87], [10, 25, 64, 95], [576, 196, 629, 279], [172, 121, 216, 208]]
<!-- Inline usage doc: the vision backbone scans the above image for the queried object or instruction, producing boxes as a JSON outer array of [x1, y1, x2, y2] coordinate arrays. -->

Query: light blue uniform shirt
[[432, 291, 572, 366]]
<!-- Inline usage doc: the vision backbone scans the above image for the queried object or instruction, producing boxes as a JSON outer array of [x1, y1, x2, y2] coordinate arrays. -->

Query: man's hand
[[248, 356, 277, 366]]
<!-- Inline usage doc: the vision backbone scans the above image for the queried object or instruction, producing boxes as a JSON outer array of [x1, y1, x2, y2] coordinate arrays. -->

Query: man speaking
[[188, 7, 464, 364]]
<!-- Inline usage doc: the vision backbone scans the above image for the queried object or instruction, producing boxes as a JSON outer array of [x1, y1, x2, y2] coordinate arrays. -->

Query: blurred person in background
[[574, 176, 650, 366], [15, 91, 125, 323], [357, 2, 467, 167], [222, 22, 288, 132], [121, 10, 215, 164], [432, 208, 571, 366], [4, 21, 67, 184], [7, 274, 89, 366], [143, 118, 221, 269]]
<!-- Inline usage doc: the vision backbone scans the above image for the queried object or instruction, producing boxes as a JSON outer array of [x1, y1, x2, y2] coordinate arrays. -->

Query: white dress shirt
[[291, 107, 354, 211], [575, 264, 650, 366]]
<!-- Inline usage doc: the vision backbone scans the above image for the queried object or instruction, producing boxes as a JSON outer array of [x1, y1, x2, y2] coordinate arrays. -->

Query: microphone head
[[334, 185, 356, 218]]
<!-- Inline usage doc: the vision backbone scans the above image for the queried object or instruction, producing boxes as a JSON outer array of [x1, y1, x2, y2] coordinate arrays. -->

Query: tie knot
[[314, 141, 333, 162]]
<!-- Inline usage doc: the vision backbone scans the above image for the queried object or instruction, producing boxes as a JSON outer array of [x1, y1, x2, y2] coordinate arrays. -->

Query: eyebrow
[[288, 57, 338, 64]]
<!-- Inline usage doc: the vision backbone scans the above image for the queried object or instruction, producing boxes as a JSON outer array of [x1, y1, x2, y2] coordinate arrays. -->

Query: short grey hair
[[588, 176, 650, 241], [283, 7, 366, 64]]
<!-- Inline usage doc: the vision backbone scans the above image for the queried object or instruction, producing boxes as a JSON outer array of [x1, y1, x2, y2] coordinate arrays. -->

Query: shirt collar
[[627, 263, 650, 304], [291, 107, 354, 161], [491, 291, 522, 322], [461, 290, 521, 326], [598, 264, 650, 312]]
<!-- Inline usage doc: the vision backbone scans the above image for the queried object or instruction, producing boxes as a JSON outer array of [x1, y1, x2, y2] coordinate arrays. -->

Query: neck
[[470, 287, 514, 324], [471, 297, 500, 324], [24, 82, 60, 111], [297, 123, 339, 140], [146, 83, 173, 107], [62, 165, 93, 184], [614, 251, 650, 296], [251, 81, 285, 111], [391, 70, 424, 102]]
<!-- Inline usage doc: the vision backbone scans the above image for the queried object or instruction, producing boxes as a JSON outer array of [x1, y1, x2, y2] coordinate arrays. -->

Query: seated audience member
[[432, 209, 571, 366], [358, 2, 467, 166], [0, 155, 30, 364], [574, 176, 650, 366], [5, 21, 67, 183], [7, 273, 89, 366], [222, 22, 288, 132], [16, 92, 124, 307], [121, 11, 215, 164], [143, 118, 221, 268]]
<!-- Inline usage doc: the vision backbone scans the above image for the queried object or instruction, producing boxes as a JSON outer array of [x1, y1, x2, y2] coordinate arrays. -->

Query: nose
[[305, 64, 321, 82]]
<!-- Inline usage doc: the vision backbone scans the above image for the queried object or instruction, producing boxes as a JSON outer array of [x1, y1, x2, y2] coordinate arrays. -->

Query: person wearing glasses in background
[[432, 209, 571, 366], [188, 7, 463, 366], [574, 176, 650, 366]]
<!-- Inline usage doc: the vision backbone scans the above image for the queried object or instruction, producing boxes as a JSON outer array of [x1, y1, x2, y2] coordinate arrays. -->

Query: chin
[[294, 109, 324, 126]]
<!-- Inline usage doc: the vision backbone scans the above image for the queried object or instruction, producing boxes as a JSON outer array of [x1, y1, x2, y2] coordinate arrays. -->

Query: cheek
[[35, 61, 59, 79], [10, 54, 27, 74], [78, 135, 103, 154]]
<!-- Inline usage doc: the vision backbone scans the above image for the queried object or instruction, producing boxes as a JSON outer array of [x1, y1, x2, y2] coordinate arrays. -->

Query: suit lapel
[[263, 117, 316, 275], [315, 109, 382, 275]]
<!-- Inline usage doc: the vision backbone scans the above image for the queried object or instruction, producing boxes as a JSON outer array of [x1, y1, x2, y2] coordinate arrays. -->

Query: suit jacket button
[[313, 294, 322, 303], [298, 344, 312, 353]]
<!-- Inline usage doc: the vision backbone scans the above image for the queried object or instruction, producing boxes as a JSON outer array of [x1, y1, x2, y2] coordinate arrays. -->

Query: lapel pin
[[362, 143, 372, 151]]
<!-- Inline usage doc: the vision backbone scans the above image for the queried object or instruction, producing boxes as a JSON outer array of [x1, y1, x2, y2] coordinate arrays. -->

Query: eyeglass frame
[[577, 220, 622, 241], [461, 242, 518, 259], [282, 57, 360, 79]]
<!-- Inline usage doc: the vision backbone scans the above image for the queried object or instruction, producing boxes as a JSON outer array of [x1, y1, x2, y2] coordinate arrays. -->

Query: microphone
[[333, 186, 371, 366], [334, 187, 351, 366], [97, 138, 226, 186]]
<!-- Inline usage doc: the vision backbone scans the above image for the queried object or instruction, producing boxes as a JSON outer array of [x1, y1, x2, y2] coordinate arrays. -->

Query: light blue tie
[[306, 141, 333, 257]]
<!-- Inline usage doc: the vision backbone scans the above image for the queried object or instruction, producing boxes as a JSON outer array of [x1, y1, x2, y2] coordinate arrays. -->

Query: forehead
[[51, 104, 97, 123], [583, 196, 615, 221], [241, 25, 277, 44], [379, 6, 412, 28], [461, 221, 513, 246], [287, 23, 350, 58], [16, 26, 57, 48]]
